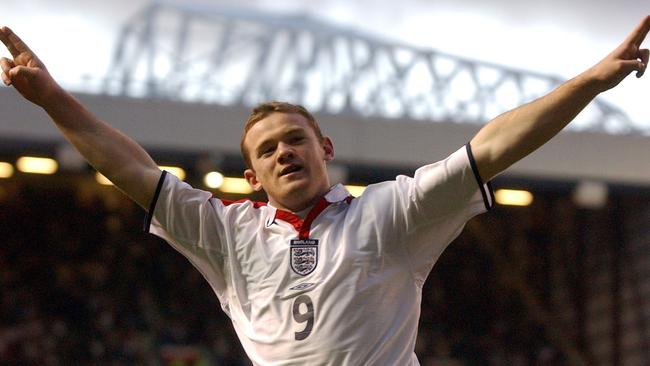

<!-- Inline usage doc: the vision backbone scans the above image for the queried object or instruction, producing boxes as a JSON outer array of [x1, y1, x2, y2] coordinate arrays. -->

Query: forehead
[[245, 112, 314, 147]]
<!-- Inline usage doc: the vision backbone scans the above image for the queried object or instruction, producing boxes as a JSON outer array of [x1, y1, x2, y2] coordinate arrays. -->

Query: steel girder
[[101, 0, 641, 134]]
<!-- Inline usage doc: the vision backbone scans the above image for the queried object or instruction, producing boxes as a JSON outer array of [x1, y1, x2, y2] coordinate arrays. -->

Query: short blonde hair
[[240, 101, 323, 168]]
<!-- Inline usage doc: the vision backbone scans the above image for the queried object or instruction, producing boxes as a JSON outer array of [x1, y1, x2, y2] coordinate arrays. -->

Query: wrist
[[571, 71, 606, 97], [39, 82, 72, 111]]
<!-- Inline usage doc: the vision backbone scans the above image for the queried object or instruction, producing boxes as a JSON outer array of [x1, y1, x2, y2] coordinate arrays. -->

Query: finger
[[0, 57, 14, 85], [0, 26, 21, 57], [1, 72, 11, 86], [0, 26, 33, 58], [0, 57, 15, 73], [618, 60, 645, 78], [638, 49, 650, 78], [625, 15, 650, 47]]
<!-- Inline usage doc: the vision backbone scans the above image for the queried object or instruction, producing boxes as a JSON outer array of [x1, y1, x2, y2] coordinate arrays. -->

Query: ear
[[322, 136, 334, 162], [244, 168, 264, 192]]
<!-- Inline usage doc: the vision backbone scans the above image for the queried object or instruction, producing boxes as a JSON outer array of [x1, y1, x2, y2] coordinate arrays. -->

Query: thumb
[[637, 48, 649, 78]]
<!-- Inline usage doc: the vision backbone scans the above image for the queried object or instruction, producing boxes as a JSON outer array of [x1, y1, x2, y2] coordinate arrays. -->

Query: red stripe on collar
[[273, 195, 352, 239], [298, 196, 331, 240]]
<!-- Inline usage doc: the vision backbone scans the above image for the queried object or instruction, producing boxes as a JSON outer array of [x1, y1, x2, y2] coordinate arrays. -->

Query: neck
[[270, 187, 329, 213]]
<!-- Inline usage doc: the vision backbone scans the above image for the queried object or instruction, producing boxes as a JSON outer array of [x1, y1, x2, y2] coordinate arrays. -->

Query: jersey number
[[292, 295, 314, 341]]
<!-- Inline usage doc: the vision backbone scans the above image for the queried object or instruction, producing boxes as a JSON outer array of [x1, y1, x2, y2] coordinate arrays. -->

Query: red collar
[[270, 184, 353, 239]]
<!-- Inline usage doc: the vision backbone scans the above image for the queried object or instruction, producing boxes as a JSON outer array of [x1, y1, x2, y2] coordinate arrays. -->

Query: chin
[[283, 179, 316, 198], [284, 179, 311, 194]]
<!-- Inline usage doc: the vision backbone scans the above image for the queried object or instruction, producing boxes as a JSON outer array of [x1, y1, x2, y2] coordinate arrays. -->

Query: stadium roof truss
[[99, 0, 643, 135]]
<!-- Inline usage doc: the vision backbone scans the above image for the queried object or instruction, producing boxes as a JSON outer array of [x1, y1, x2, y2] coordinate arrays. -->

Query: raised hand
[[586, 16, 650, 92], [0, 26, 60, 106]]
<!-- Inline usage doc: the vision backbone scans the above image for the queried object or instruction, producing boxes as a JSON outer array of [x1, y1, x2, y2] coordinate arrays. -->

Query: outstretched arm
[[470, 16, 650, 182], [0, 26, 161, 210]]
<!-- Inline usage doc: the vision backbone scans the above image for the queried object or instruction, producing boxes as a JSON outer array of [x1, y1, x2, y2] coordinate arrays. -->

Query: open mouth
[[279, 164, 303, 177]]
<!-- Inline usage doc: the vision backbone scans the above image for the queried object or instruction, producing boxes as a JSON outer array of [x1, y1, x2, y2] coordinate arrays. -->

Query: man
[[1, 16, 648, 365]]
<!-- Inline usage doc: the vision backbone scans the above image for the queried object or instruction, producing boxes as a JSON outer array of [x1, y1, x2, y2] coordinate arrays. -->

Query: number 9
[[292, 295, 314, 341]]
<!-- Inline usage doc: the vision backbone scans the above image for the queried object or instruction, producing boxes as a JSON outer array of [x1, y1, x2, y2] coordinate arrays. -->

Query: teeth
[[282, 166, 300, 175]]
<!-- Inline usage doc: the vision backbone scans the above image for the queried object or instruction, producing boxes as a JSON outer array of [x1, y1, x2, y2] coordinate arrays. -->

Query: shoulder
[[213, 197, 275, 227], [218, 198, 268, 209]]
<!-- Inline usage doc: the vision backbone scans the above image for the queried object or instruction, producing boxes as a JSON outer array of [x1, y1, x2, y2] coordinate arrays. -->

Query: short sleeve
[[144, 171, 229, 302], [397, 144, 494, 283]]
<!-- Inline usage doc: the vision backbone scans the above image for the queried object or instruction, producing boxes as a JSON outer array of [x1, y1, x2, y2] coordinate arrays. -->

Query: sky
[[2, 0, 649, 130]]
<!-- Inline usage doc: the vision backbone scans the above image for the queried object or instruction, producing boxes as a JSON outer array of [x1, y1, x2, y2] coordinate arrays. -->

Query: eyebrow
[[255, 127, 306, 154]]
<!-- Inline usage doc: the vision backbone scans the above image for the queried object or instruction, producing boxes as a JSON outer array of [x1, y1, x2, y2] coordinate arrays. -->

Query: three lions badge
[[290, 239, 319, 276]]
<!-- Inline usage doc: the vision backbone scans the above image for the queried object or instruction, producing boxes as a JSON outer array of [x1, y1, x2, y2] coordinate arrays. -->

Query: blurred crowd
[[0, 176, 568, 365]]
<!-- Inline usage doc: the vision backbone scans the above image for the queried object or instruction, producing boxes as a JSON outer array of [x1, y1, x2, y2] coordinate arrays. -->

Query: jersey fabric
[[144, 143, 494, 365]]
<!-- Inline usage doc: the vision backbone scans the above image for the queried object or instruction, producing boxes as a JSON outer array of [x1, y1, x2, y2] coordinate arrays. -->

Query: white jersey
[[145, 144, 493, 365]]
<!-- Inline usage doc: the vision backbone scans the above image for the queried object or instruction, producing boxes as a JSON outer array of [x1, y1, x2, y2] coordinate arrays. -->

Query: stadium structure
[[1, 1, 649, 365]]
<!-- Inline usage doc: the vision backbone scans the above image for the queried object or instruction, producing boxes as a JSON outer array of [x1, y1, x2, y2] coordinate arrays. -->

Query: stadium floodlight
[[344, 185, 366, 197], [16, 156, 58, 175], [0, 162, 14, 178], [95, 172, 114, 186], [204, 171, 225, 189], [159, 166, 186, 181], [494, 189, 533, 206], [220, 177, 253, 194]]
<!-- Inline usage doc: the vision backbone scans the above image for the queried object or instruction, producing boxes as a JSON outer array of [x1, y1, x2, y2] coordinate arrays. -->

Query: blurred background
[[1, 1, 649, 365]]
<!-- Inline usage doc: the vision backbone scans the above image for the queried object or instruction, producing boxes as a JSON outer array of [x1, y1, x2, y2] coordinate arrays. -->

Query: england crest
[[290, 239, 319, 276]]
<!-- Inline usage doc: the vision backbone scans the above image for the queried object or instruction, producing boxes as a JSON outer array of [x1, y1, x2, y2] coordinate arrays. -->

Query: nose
[[276, 142, 295, 163]]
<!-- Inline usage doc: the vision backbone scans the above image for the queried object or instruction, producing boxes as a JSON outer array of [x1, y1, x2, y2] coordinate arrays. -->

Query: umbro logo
[[289, 282, 316, 291]]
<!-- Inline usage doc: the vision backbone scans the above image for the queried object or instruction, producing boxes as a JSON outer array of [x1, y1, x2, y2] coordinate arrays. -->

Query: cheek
[[255, 161, 274, 180]]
